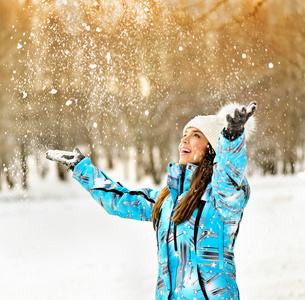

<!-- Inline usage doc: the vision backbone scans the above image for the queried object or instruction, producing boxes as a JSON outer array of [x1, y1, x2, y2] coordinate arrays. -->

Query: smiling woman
[[46, 102, 256, 300], [179, 128, 209, 164]]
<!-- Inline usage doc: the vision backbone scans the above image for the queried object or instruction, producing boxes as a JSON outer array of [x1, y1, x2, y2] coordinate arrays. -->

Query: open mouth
[[180, 148, 191, 154]]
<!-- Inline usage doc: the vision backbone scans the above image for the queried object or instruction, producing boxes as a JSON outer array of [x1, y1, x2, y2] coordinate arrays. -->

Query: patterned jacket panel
[[73, 159, 159, 221], [211, 133, 250, 217]]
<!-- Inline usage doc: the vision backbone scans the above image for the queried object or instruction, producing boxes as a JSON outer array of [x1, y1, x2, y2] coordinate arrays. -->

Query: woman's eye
[[195, 134, 200, 138]]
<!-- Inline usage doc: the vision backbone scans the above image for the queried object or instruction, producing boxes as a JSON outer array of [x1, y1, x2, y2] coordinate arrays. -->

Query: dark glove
[[46, 147, 85, 171], [223, 101, 257, 141]]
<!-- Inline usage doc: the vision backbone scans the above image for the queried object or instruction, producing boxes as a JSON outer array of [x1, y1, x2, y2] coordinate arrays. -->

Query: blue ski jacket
[[73, 131, 250, 300]]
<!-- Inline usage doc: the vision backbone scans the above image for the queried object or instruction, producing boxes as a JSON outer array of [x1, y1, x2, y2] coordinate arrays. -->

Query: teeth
[[181, 148, 190, 153]]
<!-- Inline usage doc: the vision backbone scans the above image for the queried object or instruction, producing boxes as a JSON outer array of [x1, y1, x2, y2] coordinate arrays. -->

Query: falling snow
[[1, 0, 305, 231], [106, 52, 111, 63]]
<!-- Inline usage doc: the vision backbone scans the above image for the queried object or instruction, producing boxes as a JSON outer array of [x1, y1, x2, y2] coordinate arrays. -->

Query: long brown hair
[[152, 144, 215, 229]]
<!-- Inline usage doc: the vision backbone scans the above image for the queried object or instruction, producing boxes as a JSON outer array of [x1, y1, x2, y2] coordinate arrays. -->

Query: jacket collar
[[167, 162, 197, 199]]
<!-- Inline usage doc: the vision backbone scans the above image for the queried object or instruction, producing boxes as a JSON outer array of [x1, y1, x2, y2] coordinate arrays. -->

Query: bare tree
[[1, 0, 305, 189]]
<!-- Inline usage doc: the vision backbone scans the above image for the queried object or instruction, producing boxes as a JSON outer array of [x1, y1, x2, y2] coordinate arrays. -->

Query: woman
[[46, 102, 256, 300]]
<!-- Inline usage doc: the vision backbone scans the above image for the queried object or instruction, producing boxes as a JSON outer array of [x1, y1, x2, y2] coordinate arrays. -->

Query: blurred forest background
[[1, 0, 305, 190]]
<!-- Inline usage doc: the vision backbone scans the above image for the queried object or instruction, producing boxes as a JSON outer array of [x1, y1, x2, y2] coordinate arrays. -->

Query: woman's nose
[[181, 136, 188, 143]]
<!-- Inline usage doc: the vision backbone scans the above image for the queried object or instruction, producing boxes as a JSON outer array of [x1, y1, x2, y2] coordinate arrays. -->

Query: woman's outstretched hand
[[224, 101, 257, 140], [46, 147, 85, 171]]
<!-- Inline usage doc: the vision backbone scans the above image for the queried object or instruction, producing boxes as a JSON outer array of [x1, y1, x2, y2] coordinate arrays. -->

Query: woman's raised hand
[[225, 102, 257, 140], [46, 147, 85, 171]]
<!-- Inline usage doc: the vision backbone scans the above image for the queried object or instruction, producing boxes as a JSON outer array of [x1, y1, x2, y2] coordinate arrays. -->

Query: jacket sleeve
[[72, 158, 159, 222], [210, 131, 250, 217]]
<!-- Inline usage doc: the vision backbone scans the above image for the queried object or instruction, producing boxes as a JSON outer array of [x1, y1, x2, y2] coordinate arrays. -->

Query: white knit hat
[[183, 103, 256, 151], [183, 115, 224, 151]]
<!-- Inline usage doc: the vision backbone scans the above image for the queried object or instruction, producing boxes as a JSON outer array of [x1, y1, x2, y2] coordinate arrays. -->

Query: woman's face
[[179, 127, 209, 164]]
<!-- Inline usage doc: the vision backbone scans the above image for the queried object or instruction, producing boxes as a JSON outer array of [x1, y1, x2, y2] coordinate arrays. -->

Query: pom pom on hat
[[183, 103, 256, 151]]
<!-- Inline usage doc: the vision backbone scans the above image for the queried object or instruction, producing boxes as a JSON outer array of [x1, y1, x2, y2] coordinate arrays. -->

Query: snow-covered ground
[[1, 164, 305, 300]]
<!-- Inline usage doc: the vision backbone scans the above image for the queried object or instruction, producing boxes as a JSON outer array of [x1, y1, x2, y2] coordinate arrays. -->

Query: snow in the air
[[106, 52, 111, 63], [1, 162, 305, 300], [65, 100, 73, 106]]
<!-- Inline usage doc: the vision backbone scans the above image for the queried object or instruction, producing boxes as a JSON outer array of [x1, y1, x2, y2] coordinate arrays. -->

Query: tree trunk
[[6, 169, 15, 189], [57, 164, 67, 181], [148, 146, 161, 185], [20, 141, 29, 189], [136, 144, 145, 182], [106, 146, 114, 169]]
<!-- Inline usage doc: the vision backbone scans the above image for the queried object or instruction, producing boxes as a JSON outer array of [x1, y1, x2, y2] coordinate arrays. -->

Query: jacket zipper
[[174, 224, 178, 251], [173, 166, 186, 252], [195, 201, 208, 299], [179, 166, 186, 195]]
